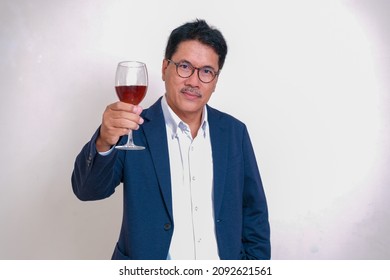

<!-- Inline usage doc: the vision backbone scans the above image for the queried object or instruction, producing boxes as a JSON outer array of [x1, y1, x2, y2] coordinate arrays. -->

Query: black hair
[[164, 19, 228, 70]]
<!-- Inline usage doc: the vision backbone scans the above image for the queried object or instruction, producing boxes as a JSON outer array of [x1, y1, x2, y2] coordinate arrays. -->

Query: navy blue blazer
[[72, 97, 270, 260]]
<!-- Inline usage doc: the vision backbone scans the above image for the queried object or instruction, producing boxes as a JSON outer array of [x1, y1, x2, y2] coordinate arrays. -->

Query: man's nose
[[185, 69, 201, 85]]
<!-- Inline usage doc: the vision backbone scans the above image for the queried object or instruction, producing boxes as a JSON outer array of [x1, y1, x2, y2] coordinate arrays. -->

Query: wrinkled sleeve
[[71, 127, 123, 201]]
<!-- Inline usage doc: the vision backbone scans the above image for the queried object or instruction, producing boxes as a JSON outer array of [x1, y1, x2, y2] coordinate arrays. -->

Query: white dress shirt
[[161, 95, 219, 260]]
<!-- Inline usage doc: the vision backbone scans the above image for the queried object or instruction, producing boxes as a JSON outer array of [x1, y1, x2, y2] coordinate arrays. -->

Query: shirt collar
[[161, 94, 208, 140]]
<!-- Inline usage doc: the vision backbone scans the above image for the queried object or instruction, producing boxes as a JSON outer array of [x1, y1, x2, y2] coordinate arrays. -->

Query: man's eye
[[201, 68, 214, 75], [179, 63, 191, 70]]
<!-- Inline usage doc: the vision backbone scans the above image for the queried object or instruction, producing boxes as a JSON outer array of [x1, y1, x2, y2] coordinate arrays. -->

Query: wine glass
[[115, 61, 148, 150]]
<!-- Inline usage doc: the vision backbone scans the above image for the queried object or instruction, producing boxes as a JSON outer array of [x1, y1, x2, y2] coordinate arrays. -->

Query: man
[[72, 19, 270, 260]]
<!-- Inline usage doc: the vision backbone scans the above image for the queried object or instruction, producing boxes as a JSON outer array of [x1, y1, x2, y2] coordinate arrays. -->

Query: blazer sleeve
[[71, 127, 123, 201], [241, 126, 271, 259]]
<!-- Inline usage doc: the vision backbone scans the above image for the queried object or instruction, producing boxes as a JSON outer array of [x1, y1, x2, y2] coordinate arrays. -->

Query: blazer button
[[164, 223, 171, 231]]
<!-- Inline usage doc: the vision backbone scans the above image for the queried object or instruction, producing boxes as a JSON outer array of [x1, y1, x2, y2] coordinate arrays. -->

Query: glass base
[[115, 144, 145, 150]]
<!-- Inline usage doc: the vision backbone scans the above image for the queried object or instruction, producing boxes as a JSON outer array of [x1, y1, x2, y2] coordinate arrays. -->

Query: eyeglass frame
[[166, 59, 220, 83]]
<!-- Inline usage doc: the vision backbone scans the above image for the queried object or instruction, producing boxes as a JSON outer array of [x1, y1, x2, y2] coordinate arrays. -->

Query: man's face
[[162, 40, 219, 121]]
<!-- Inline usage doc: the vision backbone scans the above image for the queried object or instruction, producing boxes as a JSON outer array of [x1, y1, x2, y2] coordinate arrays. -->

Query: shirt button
[[164, 223, 171, 231], [195, 206, 198, 211], [192, 176, 196, 181]]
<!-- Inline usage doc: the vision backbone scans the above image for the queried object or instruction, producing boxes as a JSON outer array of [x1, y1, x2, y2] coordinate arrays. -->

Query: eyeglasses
[[167, 59, 219, 83]]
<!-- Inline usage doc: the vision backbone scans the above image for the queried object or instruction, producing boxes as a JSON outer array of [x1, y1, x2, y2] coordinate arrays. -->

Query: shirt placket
[[181, 124, 205, 258], [178, 123, 198, 258]]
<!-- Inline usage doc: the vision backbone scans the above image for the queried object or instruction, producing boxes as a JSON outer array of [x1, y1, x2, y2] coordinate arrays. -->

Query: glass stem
[[126, 130, 135, 147]]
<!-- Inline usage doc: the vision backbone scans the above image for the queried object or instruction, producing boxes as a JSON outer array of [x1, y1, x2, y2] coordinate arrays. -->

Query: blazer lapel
[[207, 105, 228, 219], [141, 97, 173, 221]]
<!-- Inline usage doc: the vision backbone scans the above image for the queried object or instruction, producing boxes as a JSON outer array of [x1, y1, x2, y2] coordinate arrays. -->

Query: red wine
[[116, 85, 147, 105]]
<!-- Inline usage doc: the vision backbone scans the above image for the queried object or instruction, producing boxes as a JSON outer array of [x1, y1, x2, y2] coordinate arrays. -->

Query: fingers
[[106, 101, 144, 128], [106, 109, 144, 129], [108, 101, 143, 115]]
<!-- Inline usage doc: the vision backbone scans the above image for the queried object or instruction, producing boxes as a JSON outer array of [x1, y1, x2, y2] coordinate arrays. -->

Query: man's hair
[[164, 19, 228, 70]]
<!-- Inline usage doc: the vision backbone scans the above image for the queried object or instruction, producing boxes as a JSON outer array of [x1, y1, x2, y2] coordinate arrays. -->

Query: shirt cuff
[[98, 145, 115, 156]]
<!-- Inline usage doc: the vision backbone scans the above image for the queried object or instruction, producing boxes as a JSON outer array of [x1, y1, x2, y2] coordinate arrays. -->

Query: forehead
[[172, 40, 219, 68]]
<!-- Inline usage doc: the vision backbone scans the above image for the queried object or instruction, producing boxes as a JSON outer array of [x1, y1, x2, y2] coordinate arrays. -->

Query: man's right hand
[[96, 101, 144, 152]]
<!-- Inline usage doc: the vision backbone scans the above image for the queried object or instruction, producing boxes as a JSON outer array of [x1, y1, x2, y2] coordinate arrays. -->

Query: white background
[[0, 0, 389, 259]]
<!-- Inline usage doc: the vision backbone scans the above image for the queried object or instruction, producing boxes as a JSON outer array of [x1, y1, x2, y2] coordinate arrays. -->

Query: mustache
[[180, 87, 202, 97]]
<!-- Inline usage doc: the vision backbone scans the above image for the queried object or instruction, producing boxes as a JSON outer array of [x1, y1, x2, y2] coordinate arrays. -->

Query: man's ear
[[162, 59, 169, 81]]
